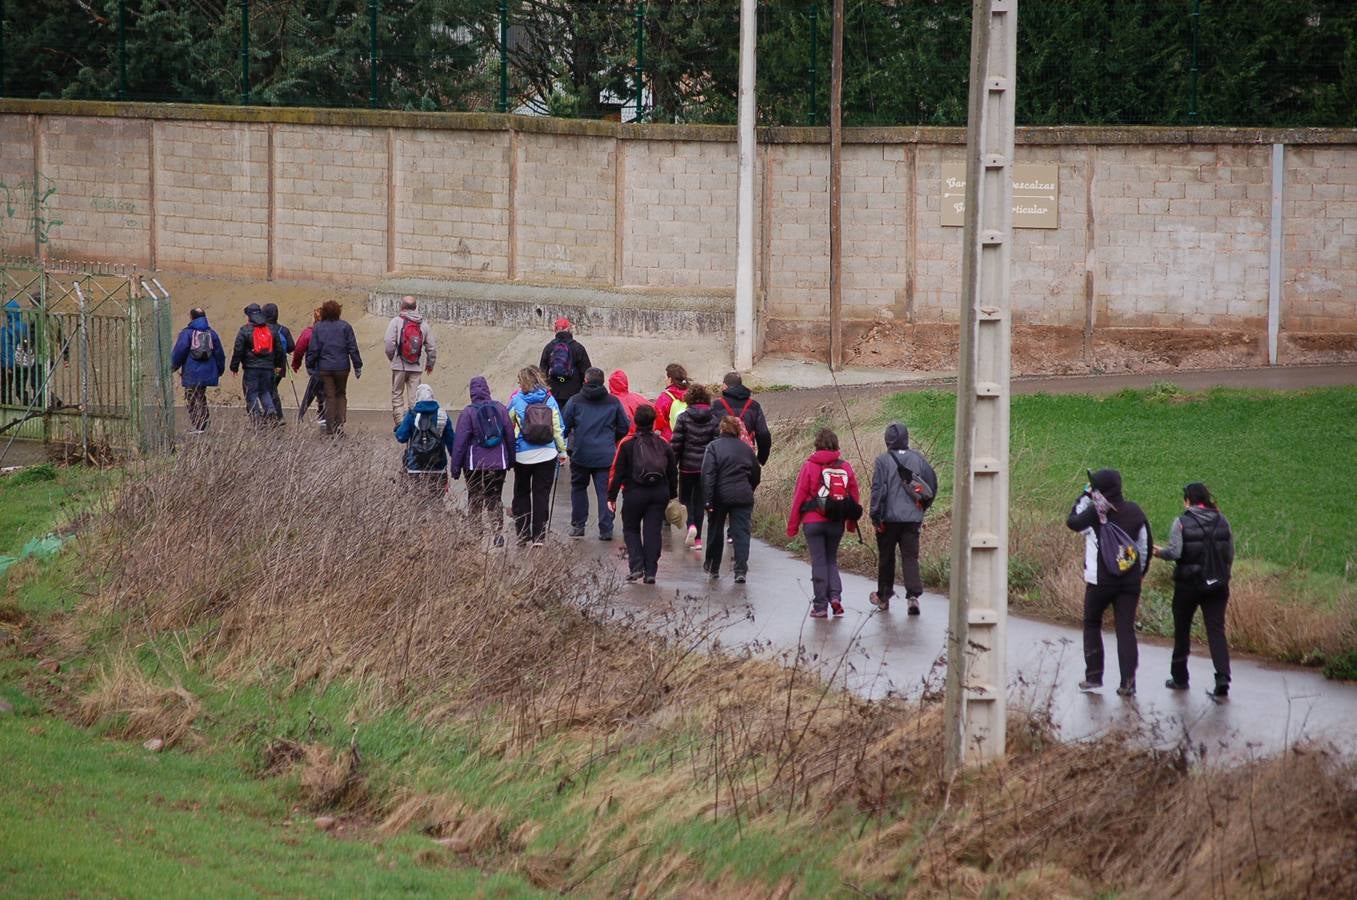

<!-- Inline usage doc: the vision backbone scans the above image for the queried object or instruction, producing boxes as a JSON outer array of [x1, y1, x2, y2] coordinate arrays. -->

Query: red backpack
[[251, 325, 273, 355], [718, 398, 757, 452], [398, 316, 424, 365]]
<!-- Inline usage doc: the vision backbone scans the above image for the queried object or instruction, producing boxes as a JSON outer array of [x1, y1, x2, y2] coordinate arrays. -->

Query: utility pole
[[944, 0, 1017, 774], [733, 0, 757, 371], [828, 0, 844, 370]]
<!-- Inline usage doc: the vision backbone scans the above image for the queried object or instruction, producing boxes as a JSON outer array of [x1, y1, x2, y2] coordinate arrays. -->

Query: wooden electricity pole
[[944, 0, 1017, 774], [828, 0, 844, 370]]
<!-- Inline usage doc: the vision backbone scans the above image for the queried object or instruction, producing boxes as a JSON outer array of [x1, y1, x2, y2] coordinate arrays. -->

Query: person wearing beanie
[[538, 316, 591, 407], [868, 422, 937, 615], [169, 307, 226, 433]]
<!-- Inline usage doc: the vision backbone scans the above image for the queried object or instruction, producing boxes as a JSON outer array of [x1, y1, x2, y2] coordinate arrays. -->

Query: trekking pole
[[546, 457, 562, 535]]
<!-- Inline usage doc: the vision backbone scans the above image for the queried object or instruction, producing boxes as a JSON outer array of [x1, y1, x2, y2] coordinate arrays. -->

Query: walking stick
[[546, 457, 562, 535]]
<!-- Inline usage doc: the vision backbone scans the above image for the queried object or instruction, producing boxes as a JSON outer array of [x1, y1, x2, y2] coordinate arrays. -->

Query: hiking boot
[[316, 418, 327, 428], [1078, 679, 1102, 692], [829, 599, 845, 617], [733, 573, 746, 584], [809, 605, 829, 619], [599, 531, 613, 541], [625, 571, 645, 584], [643, 575, 656, 585], [685, 525, 697, 547], [692, 538, 704, 551], [530, 540, 545, 549], [907, 596, 921, 616], [708, 570, 720, 581], [869, 591, 889, 611], [1165, 678, 1189, 691], [1208, 678, 1230, 700], [568, 525, 585, 538], [1116, 681, 1136, 697]]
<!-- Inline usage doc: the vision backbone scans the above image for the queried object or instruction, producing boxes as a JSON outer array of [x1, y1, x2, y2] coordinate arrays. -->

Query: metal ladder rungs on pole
[[976, 381, 1002, 396], [970, 532, 1001, 549], [973, 457, 1002, 473]]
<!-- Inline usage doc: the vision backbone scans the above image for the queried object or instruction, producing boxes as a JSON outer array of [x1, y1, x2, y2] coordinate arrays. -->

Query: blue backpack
[[470, 401, 504, 449], [547, 340, 574, 381]]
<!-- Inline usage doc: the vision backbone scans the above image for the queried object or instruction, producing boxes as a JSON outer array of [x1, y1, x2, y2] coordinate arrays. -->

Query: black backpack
[[1196, 517, 1231, 590], [409, 412, 445, 470], [1097, 520, 1141, 576], [630, 434, 669, 486]]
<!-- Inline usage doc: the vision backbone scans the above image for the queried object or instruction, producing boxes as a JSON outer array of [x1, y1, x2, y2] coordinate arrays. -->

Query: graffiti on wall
[[0, 178, 62, 247]]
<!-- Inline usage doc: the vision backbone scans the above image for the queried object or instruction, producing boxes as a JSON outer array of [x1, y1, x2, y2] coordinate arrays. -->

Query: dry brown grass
[[68, 426, 1357, 897], [77, 656, 201, 748]]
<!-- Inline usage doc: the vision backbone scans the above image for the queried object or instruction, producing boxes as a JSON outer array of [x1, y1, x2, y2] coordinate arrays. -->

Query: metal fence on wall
[[0, 1, 1352, 127], [0, 257, 174, 463]]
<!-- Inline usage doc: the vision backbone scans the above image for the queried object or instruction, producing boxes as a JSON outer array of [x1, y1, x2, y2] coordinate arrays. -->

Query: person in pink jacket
[[786, 428, 862, 618], [608, 369, 649, 435], [653, 362, 691, 441]]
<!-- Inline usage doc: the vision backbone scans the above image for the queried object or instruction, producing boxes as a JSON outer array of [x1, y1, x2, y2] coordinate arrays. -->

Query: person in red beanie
[[539, 316, 591, 407]]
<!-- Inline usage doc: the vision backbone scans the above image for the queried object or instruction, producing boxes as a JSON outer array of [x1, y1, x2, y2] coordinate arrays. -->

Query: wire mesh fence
[[0, 1, 1352, 127]]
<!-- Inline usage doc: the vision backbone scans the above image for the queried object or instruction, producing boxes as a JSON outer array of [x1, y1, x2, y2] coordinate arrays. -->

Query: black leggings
[[512, 460, 558, 542], [1170, 582, 1231, 685], [622, 483, 669, 577], [678, 471, 705, 538], [1082, 582, 1141, 687]]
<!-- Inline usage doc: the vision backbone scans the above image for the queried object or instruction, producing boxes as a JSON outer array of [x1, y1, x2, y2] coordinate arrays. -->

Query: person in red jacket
[[608, 369, 649, 435], [653, 362, 691, 441], [786, 428, 862, 618], [290, 307, 326, 425]]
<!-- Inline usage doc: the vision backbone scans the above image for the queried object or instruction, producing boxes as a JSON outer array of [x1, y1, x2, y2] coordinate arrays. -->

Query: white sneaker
[[685, 525, 697, 547], [316, 418, 327, 427]]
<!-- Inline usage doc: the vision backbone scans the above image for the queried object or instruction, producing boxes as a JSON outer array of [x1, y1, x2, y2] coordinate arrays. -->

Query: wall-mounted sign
[[941, 163, 1059, 229]]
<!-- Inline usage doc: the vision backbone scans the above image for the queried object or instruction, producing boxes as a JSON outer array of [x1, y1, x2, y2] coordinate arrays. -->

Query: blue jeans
[[243, 368, 278, 422], [570, 464, 614, 536]]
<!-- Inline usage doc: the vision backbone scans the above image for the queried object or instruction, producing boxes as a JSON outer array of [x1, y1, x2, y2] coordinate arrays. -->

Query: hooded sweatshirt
[[170, 315, 227, 388], [716, 383, 773, 464], [230, 303, 287, 372], [608, 370, 650, 434], [670, 403, 721, 474], [562, 381, 630, 469], [450, 376, 515, 476], [869, 423, 938, 525], [384, 310, 436, 373], [1159, 506, 1234, 587], [507, 386, 566, 464], [262, 303, 293, 354], [538, 330, 591, 404], [787, 449, 860, 536], [394, 383, 454, 473], [1066, 468, 1152, 586], [1, 300, 31, 368], [653, 383, 687, 441]]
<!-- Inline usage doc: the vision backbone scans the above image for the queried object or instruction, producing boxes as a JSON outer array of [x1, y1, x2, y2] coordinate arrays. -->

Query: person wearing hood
[[305, 300, 363, 436], [538, 317, 590, 407], [562, 367, 630, 540], [653, 363, 690, 441], [786, 428, 862, 618], [384, 295, 437, 425], [670, 383, 721, 552], [291, 307, 327, 426], [608, 369, 649, 435], [1154, 483, 1235, 699], [0, 299, 33, 406], [506, 366, 567, 546], [169, 307, 226, 433], [716, 372, 773, 465], [450, 376, 516, 541], [701, 415, 761, 583], [868, 422, 938, 615], [607, 404, 678, 585], [1066, 468, 1152, 697], [262, 303, 294, 422], [229, 302, 288, 424], [394, 383, 455, 496]]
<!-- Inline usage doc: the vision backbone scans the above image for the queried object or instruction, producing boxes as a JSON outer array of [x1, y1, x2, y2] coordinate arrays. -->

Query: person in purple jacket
[[450, 375, 516, 543]]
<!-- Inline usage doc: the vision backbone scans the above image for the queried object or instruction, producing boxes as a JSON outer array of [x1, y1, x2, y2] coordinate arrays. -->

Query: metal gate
[[0, 255, 174, 461]]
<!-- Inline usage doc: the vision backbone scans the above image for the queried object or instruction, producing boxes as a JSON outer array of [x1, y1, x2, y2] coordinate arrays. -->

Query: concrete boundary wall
[[1, 100, 1353, 349]]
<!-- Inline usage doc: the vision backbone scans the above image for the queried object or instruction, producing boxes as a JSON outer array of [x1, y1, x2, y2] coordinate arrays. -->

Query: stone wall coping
[[3, 99, 1355, 146]]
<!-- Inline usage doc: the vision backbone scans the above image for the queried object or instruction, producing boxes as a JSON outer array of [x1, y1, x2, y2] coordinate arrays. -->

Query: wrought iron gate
[[0, 255, 174, 460]]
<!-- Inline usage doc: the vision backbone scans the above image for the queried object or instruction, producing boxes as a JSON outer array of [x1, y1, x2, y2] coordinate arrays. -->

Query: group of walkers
[[168, 299, 1237, 695]]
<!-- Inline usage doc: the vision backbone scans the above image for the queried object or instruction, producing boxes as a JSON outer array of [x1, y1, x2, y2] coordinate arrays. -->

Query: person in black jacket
[[701, 415, 761, 583], [539, 317, 591, 407], [562, 368, 630, 540], [716, 372, 773, 465], [670, 383, 721, 552], [262, 303, 294, 423], [1154, 482, 1235, 699], [228, 303, 287, 424], [1066, 468, 1152, 697], [304, 300, 363, 436], [607, 404, 678, 585]]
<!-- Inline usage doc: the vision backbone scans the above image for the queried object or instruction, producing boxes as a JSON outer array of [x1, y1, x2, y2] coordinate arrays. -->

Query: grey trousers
[[803, 520, 845, 608]]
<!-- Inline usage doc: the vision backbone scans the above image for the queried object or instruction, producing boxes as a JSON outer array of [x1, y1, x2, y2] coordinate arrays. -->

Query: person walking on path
[[608, 369, 649, 435], [562, 367, 630, 540], [608, 404, 678, 585], [507, 366, 567, 546], [786, 429, 862, 618], [653, 363, 691, 441], [1, 299, 33, 406], [169, 307, 226, 434], [670, 383, 721, 552], [1066, 468, 1152, 697], [539, 317, 590, 408], [262, 303, 293, 423], [304, 300, 363, 436], [450, 376, 515, 542], [868, 422, 938, 615], [716, 372, 773, 465], [394, 383, 455, 498], [291, 307, 327, 426], [229, 303, 287, 425], [701, 415, 761, 583], [385, 295, 436, 425], [1154, 482, 1235, 700]]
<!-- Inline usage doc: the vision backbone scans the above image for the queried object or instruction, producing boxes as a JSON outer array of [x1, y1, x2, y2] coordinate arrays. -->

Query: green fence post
[[240, 0, 250, 105], [1189, 0, 1200, 121], [498, 0, 509, 113], [0, 0, 7, 98], [808, 3, 819, 126], [117, 0, 128, 100], [634, 2, 645, 122], [369, 0, 379, 109]]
